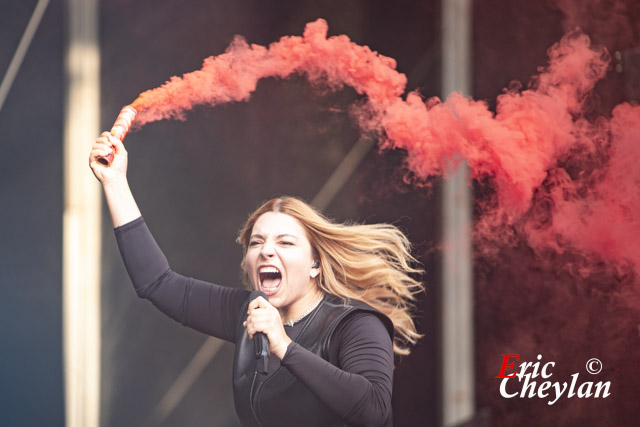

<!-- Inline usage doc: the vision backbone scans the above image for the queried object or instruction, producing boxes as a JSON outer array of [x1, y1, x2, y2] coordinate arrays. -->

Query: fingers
[[107, 131, 126, 153], [90, 142, 113, 159], [95, 132, 126, 154], [244, 299, 279, 338], [247, 296, 269, 312], [95, 131, 114, 147], [244, 308, 272, 337], [243, 301, 292, 359], [90, 133, 113, 162], [245, 296, 276, 336], [89, 131, 129, 180]]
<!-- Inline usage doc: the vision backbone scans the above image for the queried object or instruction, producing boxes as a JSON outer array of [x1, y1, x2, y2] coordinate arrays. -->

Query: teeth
[[259, 266, 280, 274]]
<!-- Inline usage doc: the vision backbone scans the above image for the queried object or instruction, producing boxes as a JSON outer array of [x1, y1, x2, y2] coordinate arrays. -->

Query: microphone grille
[[249, 290, 268, 302]]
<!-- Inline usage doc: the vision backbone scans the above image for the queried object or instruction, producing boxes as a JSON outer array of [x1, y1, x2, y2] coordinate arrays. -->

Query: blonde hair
[[237, 196, 424, 356]]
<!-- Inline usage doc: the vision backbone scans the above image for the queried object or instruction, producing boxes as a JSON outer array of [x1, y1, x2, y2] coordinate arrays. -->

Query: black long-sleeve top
[[114, 217, 394, 426]]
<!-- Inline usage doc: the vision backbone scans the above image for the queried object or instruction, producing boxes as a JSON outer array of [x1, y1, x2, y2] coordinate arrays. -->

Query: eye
[[280, 241, 294, 246], [249, 240, 262, 247]]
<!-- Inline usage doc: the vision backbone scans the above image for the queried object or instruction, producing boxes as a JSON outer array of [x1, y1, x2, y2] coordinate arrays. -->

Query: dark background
[[1, 0, 638, 426]]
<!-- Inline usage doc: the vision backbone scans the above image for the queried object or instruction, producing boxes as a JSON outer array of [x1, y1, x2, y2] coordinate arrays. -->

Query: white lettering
[[516, 361, 533, 381], [520, 375, 537, 398], [593, 381, 611, 398], [531, 354, 543, 378], [577, 381, 593, 398], [498, 357, 612, 405], [567, 373, 579, 398], [548, 381, 568, 405], [500, 378, 518, 398], [537, 381, 551, 398], [541, 361, 555, 379]]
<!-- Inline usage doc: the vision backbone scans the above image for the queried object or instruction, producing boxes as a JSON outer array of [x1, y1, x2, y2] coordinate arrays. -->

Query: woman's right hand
[[89, 131, 128, 185], [89, 131, 142, 227]]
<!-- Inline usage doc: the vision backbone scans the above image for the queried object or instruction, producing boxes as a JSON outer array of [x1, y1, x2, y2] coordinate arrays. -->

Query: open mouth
[[258, 266, 282, 294]]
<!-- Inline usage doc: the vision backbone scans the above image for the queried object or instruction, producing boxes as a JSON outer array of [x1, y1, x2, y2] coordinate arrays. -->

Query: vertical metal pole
[[63, 0, 101, 426], [441, 0, 474, 426]]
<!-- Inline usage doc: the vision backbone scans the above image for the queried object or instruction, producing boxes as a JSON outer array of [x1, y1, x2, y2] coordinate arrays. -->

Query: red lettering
[[495, 354, 520, 378]]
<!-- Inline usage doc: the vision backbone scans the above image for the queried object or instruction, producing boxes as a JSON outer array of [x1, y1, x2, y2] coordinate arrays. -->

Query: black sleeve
[[280, 312, 394, 427], [114, 216, 249, 343]]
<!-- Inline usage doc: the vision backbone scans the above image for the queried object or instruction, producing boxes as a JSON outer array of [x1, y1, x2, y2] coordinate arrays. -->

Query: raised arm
[[114, 217, 248, 342], [89, 131, 141, 227], [89, 132, 248, 342]]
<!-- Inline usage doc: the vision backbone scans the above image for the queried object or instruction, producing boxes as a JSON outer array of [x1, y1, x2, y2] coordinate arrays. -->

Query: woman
[[89, 131, 423, 427]]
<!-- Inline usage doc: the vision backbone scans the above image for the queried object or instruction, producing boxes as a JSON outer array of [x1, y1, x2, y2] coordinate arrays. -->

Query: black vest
[[232, 293, 394, 427]]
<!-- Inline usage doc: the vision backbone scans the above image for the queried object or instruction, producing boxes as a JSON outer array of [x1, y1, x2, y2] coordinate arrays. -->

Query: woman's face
[[245, 211, 319, 320]]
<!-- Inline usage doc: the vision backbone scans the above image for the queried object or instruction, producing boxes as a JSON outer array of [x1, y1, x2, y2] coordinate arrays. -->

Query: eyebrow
[[250, 233, 299, 240]]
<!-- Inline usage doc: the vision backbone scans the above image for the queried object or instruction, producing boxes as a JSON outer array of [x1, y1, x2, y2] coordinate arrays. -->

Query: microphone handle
[[248, 290, 270, 374], [255, 334, 269, 375]]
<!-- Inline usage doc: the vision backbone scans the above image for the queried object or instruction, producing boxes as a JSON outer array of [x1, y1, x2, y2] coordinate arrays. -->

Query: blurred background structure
[[1, 1, 639, 426]]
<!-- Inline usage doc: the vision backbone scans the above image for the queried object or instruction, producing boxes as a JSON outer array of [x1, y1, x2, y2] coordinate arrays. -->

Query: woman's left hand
[[243, 296, 292, 360]]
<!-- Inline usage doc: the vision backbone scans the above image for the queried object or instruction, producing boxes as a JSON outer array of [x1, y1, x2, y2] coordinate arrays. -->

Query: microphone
[[249, 290, 269, 375]]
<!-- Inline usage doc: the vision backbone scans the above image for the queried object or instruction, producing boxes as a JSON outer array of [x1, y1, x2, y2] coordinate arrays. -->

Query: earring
[[310, 261, 320, 278]]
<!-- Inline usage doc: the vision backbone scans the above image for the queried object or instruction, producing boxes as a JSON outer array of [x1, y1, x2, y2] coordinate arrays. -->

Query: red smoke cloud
[[132, 20, 406, 125], [129, 18, 639, 280]]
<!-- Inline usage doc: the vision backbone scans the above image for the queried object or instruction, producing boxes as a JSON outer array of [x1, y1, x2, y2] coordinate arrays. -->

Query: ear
[[310, 261, 320, 278]]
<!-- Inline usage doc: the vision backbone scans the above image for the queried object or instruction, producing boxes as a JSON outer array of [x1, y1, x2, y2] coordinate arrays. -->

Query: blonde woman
[[90, 132, 423, 427]]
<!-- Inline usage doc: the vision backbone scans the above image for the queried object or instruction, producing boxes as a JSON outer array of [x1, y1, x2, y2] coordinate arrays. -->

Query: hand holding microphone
[[244, 290, 292, 372], [247, 291, 270, 374]]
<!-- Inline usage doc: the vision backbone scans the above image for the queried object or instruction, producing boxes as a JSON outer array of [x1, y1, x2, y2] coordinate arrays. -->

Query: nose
[[260, 239, 276, 258]]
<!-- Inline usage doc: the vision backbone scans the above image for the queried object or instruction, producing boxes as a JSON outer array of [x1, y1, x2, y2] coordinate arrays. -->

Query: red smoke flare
[[128, 18, 639, 279]]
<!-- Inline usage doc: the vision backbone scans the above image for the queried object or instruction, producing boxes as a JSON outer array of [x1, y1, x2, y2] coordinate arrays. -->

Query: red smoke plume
[[132, 21, 405, 125], [129, 18, 639, 280]]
